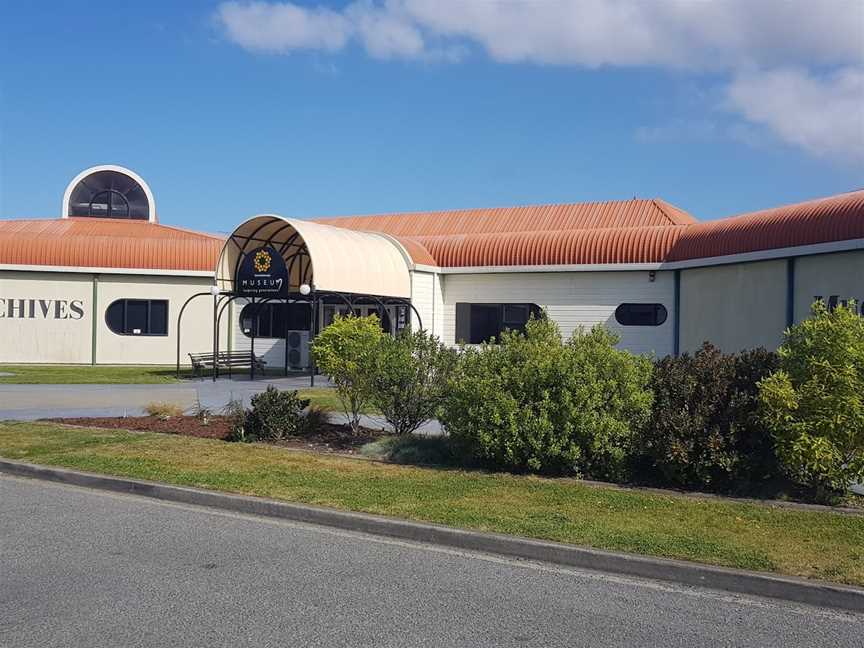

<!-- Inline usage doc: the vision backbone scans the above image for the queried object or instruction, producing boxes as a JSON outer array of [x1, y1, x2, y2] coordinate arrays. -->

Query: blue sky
[[1, 1, 862, 233]]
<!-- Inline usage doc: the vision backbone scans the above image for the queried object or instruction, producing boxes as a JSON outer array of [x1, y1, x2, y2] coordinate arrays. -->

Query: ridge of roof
[[0, 217, 225, 241], [314, 196, 694, 225]]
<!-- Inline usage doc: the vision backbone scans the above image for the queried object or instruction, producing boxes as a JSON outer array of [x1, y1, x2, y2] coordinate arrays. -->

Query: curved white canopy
[[216, 214, 412, 298]]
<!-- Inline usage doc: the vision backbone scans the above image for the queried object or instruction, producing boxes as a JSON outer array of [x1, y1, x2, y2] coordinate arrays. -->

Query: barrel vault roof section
[[0, 218, 224, 272], [1, 191, 862, 271]]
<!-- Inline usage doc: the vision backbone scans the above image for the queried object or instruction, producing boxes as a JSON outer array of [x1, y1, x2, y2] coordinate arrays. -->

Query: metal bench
[[188, 351, 267, 378]]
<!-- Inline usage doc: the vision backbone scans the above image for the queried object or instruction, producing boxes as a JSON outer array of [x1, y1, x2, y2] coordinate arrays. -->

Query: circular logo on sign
[[254, 250, 272, 273]]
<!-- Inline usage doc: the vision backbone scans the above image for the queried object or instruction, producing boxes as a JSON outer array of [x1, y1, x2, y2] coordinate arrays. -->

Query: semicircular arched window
[[68, 170, 149, 220]]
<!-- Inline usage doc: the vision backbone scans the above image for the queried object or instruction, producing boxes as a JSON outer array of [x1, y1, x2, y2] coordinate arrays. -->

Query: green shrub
[[759, 301, 864, 494], [246, 386, 310, 441], [371, 329, 458, 435], [639, 343, 780, 492], [440, 317, 653, 478], [312, 314, 384, 434]]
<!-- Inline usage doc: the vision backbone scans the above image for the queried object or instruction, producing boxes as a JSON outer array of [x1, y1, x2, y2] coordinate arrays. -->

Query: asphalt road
[[1, 475, 862, 648]]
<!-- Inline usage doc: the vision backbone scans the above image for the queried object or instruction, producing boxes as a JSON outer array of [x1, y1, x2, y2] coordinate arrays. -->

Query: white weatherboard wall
[[410, 271, 440, 335], [0, 270, 93, 363], [439, 271, 675, 356]]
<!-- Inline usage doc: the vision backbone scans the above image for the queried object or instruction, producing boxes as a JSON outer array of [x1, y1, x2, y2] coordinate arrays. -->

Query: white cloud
[[726, 67, 864, 162], [215, 0, 864, 162], [216, 1, 351, 53], [217, 0, 864, 68]]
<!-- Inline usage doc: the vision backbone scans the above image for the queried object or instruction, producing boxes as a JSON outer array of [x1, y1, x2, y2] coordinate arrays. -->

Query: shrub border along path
[[1, 422, 863, 611]]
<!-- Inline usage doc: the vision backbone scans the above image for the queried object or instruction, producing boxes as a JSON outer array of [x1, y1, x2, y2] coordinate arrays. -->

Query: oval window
[[615, 303, 667, 326]]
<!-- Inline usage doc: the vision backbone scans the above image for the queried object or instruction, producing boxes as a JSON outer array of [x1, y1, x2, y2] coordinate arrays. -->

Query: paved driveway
[[0, 376, 321, 420], [0, 377, 443, 434], [1, 474, 861, 648]]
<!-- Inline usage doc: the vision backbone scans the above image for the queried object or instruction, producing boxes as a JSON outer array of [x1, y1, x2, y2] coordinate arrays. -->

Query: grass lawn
[[297, 388, 352, 413], [1, 422, 863, 586], [0, 364, 190, 384]]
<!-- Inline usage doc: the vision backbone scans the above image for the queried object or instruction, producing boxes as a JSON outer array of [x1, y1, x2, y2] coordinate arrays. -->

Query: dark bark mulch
[[46, 415, 387, 454]]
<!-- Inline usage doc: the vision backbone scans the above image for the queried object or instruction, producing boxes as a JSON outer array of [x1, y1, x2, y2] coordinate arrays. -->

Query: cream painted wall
[[95, 274, 223, 365], [439, 271, 674, 356], [0, 270, 93, 363], [680, 259, 787, 353], [794, 250, 864, 321]]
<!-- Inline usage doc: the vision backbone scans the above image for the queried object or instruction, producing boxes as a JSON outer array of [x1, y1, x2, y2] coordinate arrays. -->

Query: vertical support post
[[673, 269, 681, 357], [786, 257, 796, 328], [250, 299, 256, 382], [310, 292, 317, 387], [91, 275, 98, 365], [212, 293, 218, 382], [284, 298, 290, 377]]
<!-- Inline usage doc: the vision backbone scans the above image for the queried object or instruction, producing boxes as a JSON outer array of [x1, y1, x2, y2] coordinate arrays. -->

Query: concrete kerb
[[2, 457, 863, 614]]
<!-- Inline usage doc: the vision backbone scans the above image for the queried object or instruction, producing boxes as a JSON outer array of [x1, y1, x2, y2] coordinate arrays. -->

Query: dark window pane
[[108, 191, 129, 219], [470, 304, 500, 343], [67, 170, 149, 220], [457, 303, 543, 344], [106, 300, 124, 334], [125, 300, 148, 334], [149, 301, 168, 335], [615, 303, 667, 326], [105, 299, 168, 336], [240, 303, 311, 338]]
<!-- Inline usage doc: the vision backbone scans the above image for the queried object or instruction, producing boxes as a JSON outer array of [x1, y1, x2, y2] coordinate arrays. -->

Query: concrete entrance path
[[0, 376, 443, 435], [0, 376, 324, 420]]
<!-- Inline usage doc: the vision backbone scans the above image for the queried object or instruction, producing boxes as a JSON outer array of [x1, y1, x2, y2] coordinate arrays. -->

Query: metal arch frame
[[175, 291, 214, 378]]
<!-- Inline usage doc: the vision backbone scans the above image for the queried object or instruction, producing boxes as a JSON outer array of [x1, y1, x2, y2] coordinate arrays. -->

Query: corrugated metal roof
[[666, 190, 864, 262], [313, 198, 696, 237], [2, 191, 861, 272], [401, 227, 685, 267], [314, 198, 696, 267], [0, 218, 223, 272]]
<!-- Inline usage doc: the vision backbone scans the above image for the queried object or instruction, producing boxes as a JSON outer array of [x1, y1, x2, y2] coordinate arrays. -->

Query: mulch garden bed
[[46, 415, 388, 454]]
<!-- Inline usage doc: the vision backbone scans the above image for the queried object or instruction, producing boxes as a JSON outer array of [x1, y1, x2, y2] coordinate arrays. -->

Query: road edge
[[2, 457, 862, 613]]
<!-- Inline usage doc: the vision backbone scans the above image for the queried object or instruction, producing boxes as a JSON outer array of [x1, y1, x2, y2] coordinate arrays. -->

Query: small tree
[[759, 301, 864, 494], [311, 314, 384, 434], [372, 329, 458, 436]]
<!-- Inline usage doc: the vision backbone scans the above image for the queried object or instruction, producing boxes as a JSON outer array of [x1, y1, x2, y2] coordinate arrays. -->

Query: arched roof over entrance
[[216, 214, 413, 298]]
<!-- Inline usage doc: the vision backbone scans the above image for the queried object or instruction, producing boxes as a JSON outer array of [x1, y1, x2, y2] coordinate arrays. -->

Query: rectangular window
[[240, 303, 312, 338], [455, 303, 542, 344]]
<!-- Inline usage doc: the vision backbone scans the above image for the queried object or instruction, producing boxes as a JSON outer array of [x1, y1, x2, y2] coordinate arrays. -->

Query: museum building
[[0, 165, 862, 368]]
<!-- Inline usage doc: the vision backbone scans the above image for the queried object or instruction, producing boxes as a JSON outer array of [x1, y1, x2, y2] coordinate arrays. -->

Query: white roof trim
[[660, 237, 864, 270], [0, 263, 215, 278], [426, 263, 663, 274], [407, 238, 864, 274], [62, 165, 157, 223]]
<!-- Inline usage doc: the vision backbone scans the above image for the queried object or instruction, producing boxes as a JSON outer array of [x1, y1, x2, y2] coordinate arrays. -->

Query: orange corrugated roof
[[314, 198, 695, 237], [2, 191, 861, 272], [666, 190, 864, 262], [314, 198, 697, 267], [0, 218, 222, 272]]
